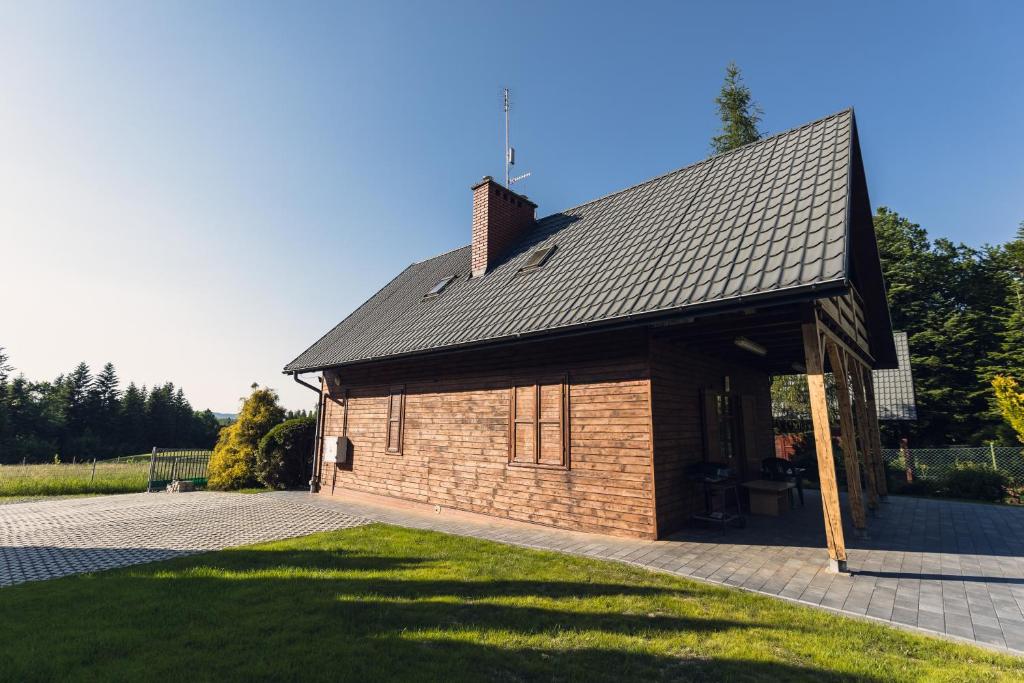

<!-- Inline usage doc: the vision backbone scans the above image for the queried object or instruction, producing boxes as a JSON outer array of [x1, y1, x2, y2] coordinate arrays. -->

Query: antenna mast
[[504, 87, 511, 187], [503, 87, 531, 188]]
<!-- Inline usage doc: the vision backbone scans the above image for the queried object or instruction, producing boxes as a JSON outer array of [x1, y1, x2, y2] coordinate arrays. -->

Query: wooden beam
[[849, 358, 880, 509], [801, 322, 848, 571], [862, 369, 889, 498], [826, 342, 867, 533]]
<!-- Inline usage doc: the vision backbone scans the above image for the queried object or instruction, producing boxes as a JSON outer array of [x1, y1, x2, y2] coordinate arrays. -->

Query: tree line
[[715, 63, 1024, 446], [874, 212, 1024, 445], [0, 350, 222, 463]]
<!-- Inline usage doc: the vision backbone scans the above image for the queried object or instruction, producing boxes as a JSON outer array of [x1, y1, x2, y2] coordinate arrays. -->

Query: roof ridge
[[547, 108, 853, 217]]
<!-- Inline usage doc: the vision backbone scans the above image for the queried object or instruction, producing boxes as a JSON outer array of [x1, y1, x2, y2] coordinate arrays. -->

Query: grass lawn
[[0, 524, 1018, 682], [0, 460, 151, 496]]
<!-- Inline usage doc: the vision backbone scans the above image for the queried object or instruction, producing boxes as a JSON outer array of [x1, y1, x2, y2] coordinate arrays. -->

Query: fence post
[[991, 443, 998, 471], [91, 458, 97, 483], [900, 438, 913, 483], [147, 447, 158, 493]]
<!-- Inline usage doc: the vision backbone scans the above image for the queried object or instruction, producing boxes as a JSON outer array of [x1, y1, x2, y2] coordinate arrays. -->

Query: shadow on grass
[[0, 543, 884, 682]]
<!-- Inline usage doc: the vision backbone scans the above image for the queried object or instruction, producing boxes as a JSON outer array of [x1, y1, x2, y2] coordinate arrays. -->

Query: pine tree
[[119, 382, 148, 454], [0, 347, 11, 385], [94, 363, 120, 411], [62, 362, 94, 458], [711, 62, 763, 154], [0, 348, 11, 454]]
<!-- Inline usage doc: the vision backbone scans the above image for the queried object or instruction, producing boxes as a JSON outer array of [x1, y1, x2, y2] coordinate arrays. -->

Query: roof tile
[[286, 109, 856, 372]]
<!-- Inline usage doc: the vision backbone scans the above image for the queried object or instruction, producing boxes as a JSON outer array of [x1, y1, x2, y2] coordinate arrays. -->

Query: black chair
[[761, 457, 805, 507]]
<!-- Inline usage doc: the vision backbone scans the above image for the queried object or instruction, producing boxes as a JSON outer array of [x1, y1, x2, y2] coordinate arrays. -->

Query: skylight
[[521, 245, 556, 272], [425, 275, 456, 298]]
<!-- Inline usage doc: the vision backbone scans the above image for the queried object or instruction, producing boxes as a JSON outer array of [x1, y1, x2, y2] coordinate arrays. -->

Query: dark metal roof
[[287, 109, 872, 373]]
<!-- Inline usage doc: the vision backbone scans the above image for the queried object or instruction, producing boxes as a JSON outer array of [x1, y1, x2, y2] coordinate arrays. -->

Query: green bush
[[256, 416, 315, 489], [941, 463, 1009, 502], [208, 386, 286, 490]]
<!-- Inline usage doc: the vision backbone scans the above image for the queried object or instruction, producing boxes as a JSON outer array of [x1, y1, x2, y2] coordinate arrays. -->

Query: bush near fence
[[882, 446, 1024, 503], [882, 446, 1024, 484]]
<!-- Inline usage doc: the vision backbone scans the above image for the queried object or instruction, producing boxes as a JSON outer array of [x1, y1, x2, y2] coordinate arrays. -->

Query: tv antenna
[[504, 87, 531, 188]]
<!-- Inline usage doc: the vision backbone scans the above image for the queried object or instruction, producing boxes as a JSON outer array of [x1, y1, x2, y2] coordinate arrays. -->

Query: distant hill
[[212, 412, 237, 422]]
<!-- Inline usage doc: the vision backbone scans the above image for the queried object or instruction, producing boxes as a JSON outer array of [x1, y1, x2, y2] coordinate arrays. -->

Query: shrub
[[891, 478, 938, 497], [940, 463, 1009, 502], [256, 416, 316, 489], [207, 386, 286, 490]]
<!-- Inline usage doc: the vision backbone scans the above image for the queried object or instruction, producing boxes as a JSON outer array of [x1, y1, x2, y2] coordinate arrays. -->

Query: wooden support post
[[826, 342, 867, 534], [801, 322, 848, 572], [849, 361, 880, 510], [863, 370, 889, 498]]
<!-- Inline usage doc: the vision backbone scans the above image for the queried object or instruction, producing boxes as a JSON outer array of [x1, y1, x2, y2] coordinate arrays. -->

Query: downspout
[[293, 372, 325, 493]]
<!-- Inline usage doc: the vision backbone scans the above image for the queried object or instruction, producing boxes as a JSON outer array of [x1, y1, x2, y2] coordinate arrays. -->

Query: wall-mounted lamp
[[734, 336, 767, 357]]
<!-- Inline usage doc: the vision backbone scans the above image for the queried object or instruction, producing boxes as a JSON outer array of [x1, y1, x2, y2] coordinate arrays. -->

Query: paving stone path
[[0, 492, 367, 587]]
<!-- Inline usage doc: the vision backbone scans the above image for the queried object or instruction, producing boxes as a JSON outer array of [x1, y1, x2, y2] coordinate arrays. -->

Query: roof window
[[520, 245, 557, 272], [424, 275, 456, 298]]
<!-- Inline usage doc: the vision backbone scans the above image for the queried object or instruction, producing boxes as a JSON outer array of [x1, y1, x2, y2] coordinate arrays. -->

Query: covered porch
[[650, 282, 896, 573]]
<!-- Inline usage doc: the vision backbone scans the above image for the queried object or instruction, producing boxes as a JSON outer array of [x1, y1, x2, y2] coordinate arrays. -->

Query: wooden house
[[286, 109, 896, 571]]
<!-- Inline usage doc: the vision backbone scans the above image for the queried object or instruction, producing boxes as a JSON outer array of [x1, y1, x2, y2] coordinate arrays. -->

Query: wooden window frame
[[508, 374, 569, 470], [385, 385, 405, 455]]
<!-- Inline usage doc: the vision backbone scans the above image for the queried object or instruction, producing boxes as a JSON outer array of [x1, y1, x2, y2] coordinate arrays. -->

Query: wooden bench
[[741, 479, 795, 517]]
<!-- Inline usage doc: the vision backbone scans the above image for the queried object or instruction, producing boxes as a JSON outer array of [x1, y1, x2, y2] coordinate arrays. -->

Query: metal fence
[[146, 448, 213, 492], [882, 446, 1024, 483]]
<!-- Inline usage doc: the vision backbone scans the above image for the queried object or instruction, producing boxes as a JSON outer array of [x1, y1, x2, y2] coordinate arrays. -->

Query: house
[[285, 109, 897, 572]]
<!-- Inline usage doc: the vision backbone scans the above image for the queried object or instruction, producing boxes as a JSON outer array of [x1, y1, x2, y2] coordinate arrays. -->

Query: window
[[509, 375, 568, 468], [425, 275, 456, 298], [520, 245, 556, 272], [385, 385, 405, 454]]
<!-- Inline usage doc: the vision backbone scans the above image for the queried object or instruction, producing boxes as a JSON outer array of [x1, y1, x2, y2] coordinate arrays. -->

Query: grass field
[[0, 524, 1018, 682], [0, 460, 151, 497]]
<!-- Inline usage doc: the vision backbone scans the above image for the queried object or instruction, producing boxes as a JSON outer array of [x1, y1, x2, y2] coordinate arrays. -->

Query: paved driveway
[[0, 492, 367, 587]]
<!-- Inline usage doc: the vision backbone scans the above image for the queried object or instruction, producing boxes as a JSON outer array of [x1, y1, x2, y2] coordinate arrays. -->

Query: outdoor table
[[741, 479, 795, 517]]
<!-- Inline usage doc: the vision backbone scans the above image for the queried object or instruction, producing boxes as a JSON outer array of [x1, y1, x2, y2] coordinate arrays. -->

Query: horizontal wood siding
[[649, 336, 774, 535], [319, 330, 657, 538]]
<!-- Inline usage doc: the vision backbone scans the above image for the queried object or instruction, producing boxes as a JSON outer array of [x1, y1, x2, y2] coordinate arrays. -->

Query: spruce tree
[[711, 62, 763, 154], [119, 382, 148, 454]]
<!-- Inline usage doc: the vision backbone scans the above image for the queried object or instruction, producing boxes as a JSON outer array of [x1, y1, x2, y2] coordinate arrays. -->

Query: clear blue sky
[[2, 1, 1022, 412]]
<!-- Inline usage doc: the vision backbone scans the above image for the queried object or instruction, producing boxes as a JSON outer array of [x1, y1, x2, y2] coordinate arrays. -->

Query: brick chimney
[[471, 176, 536, 277]]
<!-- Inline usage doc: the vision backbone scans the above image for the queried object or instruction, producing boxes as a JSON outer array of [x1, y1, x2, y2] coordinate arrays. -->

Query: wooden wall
[[649, 335, 774, 535], [318, 330, 658, 538]]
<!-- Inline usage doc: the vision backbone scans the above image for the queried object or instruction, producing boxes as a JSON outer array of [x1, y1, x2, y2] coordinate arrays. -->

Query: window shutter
[[537, 377, 566, 466], [386, 385, 405, 454], [509, 375, 569, 468], [511, 384, 536, 463]]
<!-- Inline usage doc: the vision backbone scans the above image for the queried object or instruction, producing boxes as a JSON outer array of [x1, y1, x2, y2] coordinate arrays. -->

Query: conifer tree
[[119, 382, 148, 454], [711, 62, 763, 154], [208, 385, 285, 490]]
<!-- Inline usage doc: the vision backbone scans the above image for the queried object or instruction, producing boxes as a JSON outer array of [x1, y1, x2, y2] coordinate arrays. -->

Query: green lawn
[[0, 524, 1018, 682], [0, 460, 151, 497]]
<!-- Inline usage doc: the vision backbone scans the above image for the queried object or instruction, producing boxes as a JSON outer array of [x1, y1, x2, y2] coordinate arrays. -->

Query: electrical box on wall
[[322, 436, 349, 464]]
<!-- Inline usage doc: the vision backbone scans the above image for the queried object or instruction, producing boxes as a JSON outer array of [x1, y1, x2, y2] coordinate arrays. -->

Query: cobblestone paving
[[0, 492, 367, 587], [284, 489, 1024, 656]]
